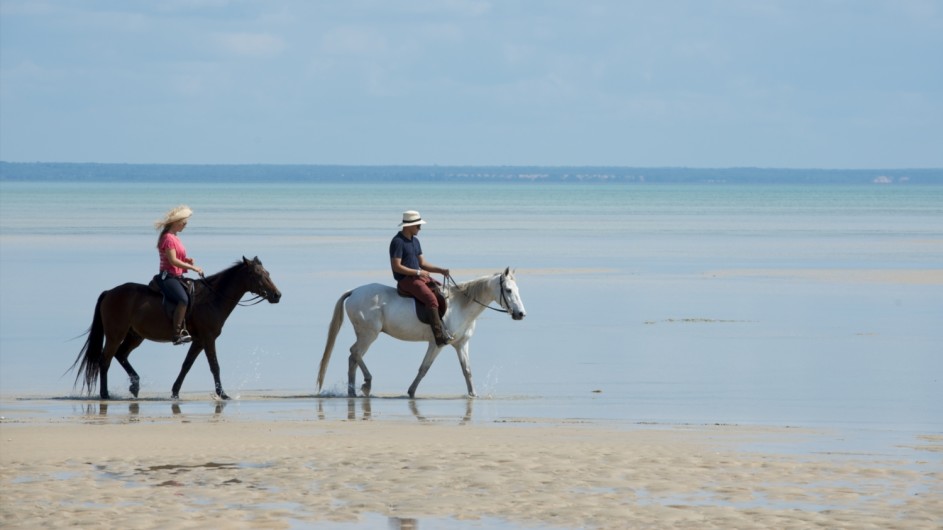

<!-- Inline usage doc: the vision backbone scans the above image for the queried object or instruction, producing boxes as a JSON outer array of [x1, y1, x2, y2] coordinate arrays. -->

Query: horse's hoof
[[360, 384, 371, 397], [171, 393, 180, 400], [129, 384, 140, 398], [219, 393, 231, 400]]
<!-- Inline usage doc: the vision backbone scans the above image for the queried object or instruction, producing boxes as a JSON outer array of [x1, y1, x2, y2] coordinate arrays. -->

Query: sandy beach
[[1, 399, 940, 530]]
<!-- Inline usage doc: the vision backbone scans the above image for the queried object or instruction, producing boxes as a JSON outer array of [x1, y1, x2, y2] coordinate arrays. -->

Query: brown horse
[[70, 256, 281, 400]]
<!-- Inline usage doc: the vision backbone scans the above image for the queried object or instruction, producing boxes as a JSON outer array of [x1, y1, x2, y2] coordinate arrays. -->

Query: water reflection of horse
[[409, 399, 473, 425], [317, 268, 526, 398], [69, 257, 281, 400], [314, 398, 473, 424]]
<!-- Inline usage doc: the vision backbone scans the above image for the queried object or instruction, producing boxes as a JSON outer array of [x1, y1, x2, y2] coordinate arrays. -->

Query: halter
[[447, 274, 511, 314]]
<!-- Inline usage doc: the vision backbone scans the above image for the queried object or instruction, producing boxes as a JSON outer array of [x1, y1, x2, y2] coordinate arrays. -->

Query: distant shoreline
[[2, 161, 941, 184]]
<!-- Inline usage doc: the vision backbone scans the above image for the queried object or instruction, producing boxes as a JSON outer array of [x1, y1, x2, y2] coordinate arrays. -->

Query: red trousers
[[397, 277, 440, 308]]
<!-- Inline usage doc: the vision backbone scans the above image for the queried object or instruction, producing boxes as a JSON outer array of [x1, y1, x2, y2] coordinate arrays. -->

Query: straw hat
[[398, 210, 427, 227], [154, 205, 193, 230]]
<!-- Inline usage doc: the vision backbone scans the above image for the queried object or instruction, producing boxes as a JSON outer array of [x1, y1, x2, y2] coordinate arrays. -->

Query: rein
[[446, 275, 510, 314], [197, 273, 267, 307]]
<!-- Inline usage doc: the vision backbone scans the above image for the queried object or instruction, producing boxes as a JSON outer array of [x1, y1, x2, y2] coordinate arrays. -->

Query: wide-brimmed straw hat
[[398, 210, 427, 227], [154, 205, 193, 230]]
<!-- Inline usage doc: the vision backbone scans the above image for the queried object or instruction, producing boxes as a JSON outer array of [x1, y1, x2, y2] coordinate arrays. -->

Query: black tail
[[69, 291, 106, 395]]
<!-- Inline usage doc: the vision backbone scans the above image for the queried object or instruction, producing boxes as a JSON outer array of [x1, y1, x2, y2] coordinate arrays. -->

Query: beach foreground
[[1, 400, 940, 530]]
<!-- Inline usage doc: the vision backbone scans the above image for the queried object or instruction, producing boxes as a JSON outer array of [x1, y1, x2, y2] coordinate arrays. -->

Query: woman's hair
[[157, 226, 171, 249], [154, 205, 192, 249]]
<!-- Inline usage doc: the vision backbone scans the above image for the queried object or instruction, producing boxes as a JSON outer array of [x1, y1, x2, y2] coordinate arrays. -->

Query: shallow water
[[1, 180, 941, 435], [2, 392, 937, 466]]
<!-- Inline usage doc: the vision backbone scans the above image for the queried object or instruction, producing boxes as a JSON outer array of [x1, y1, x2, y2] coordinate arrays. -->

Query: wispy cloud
[[213, 32, 286, 58]]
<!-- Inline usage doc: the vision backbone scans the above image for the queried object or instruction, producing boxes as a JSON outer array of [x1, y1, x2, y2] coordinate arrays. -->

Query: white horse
[[317, 268, 526, 398]]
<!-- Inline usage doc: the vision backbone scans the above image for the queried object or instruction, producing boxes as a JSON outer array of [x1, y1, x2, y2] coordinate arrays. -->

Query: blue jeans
[[158, 272, 189, 307]]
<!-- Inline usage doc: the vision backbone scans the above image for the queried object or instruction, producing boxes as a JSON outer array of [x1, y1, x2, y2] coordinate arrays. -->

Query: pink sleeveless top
[[158, 233, 188, 276]]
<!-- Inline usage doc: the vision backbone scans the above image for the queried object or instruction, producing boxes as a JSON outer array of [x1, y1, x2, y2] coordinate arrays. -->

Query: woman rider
[[154, 205, 203, 345]]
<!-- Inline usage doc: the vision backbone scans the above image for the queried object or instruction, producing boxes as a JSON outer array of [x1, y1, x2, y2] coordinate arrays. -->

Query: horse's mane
[[450, 273, 498, 302], [204, 261, 246, 282], [193, 260, 247, 302]]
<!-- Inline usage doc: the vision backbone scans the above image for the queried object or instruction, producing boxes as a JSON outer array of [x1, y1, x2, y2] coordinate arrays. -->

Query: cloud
[[213, 32, 286, 58]]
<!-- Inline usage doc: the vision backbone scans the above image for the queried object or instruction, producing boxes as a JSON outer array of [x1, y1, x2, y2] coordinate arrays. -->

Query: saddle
[[148, 274, 195, 320], [397, 282, 447, 325]]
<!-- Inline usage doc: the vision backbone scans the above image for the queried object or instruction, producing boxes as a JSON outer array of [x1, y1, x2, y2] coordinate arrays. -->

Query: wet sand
[[2, 397, 941, 529]]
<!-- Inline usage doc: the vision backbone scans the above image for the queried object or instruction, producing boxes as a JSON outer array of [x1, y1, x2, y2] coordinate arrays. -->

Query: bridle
[[197, 271, 270, 307], [446, 274, 511, 314]]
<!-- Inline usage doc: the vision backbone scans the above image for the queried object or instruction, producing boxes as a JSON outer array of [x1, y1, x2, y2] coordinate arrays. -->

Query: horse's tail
[[317, 290, 352, 392], [69, 290, 107, 395]]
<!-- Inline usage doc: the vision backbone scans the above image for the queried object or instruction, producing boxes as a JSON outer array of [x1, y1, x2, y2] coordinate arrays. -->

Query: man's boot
[[172, 304, 192, 345], [426, 307, 453, 346]]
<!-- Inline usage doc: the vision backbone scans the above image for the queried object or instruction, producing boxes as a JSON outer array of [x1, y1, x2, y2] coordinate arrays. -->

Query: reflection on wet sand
[[347, 397, 371, 420], [409, 399, 473, 425], [74, 396, 475, 425], [172, 401, 227, 418], [80, 401, 226, 422], [82, 402, 140, 421], [313, 397, 474, 424]]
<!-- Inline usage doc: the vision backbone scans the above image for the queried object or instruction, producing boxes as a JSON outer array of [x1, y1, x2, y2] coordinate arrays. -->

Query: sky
[[1, 0, 941, 168]]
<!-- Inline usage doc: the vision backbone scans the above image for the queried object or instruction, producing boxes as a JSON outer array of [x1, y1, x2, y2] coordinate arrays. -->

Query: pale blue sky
[[1, 0, 941, 168]]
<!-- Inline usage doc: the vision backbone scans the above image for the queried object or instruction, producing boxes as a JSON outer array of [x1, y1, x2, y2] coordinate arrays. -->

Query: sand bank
[[705, 268, 943, 285], [2, 404, 940, 529]]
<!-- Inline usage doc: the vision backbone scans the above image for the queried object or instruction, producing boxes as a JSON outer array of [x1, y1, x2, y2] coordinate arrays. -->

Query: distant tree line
[[1, 162, 940, 184]]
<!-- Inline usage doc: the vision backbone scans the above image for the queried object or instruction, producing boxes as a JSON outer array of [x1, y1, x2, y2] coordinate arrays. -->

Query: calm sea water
[[1, 180, 941, 434]]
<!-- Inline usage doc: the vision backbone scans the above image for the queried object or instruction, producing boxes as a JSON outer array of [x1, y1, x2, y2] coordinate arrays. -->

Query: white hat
[[398, 210, 427, 227], [154, 205, 193, 230]]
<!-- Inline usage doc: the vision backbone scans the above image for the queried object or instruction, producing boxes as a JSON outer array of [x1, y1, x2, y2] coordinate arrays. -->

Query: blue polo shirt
[[390, 232, 423, 281]]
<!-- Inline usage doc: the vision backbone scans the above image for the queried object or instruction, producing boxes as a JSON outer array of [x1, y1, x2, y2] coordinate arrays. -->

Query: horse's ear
[[243, 256, 250, 265], [504, 266, 511, 277]]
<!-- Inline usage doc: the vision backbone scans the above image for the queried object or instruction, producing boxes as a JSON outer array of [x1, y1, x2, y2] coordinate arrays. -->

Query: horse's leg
[[202, 339, 230, 400], [347, 332, 378, 397], [114, 332, 145, 398], [98, 336, 123, 400], [171, 342, 204, 399], [454, 339, 477, 398], [356, 356, 372, 397], [99, 357, 111, 400], [407, 343, 443, 398]]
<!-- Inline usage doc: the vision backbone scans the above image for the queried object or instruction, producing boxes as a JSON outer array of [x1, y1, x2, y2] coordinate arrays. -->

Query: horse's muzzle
[[512, 311, 525, 321], [267, 290, 282, 303]]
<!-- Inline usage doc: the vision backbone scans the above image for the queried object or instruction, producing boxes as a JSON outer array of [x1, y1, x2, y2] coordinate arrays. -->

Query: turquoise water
[[1, 180, 941, 433]]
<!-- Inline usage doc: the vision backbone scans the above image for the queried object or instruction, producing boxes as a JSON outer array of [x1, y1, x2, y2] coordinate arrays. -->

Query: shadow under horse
[[69, 257, 281, 400]]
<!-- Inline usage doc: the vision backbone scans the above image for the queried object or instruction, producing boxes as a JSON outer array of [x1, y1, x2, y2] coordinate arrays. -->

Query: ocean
[[1, 176, 941, 439]]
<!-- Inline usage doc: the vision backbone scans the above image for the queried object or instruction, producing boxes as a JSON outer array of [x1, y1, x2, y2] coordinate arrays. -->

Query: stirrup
[[173, 330, 192, 345], [435, 331, 454, 347]]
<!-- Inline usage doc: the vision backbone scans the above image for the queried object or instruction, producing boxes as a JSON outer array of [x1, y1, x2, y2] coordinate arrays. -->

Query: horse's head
[[242, 256, 282, 303], [497, 267, 526, 320]]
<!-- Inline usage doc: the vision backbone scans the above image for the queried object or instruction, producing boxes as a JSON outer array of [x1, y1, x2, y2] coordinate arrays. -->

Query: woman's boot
[[172, 303, 192, 345]]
